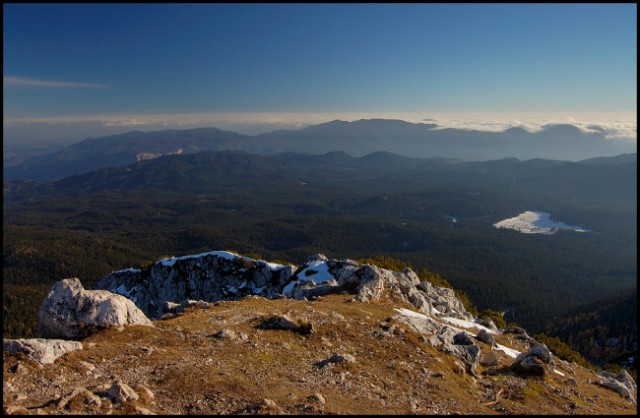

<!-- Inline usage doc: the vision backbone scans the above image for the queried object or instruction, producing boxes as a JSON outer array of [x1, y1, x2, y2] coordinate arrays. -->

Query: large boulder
[[475, 329, 496, 347], [39, 278, 152, 339], [509, 344, 554, 376], [3, 338, 83, 364]]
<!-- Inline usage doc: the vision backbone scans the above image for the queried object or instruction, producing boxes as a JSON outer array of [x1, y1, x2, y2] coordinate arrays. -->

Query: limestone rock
[[314, 353, 356, 368], [95, 251, 473, 327], [3, 338, 83, 365], [479, 351, 499, 367], [39, 278, 152, 339], [593, 369, 637, 403], [257, 315, 299, 331], [57, 387, 102, 410], [253, 398, 283, 414], [107, 381, 139, 404], [210, 329, 238, 340], [453, 332, 474, 345], [475, 329, 496, 347], [95, 251, 294, 319], [393, 313, 441, 336], [476, 317, 499, 332], [509, 344, 554, 376], [308, 393, 326, 404], [134, 384, 156, 406], [428, 325, 458, 349]]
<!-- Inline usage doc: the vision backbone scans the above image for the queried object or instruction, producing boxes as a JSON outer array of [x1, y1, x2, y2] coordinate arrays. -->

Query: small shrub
[[534, 332, 595, 370], [479, 309, 507, 329], [356, 256, 412, 272]]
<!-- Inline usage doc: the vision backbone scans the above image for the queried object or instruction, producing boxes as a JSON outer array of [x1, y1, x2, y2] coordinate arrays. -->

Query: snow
[[112, 268, 141, 274], [493, 211, 590, 235], [155, 250, 288, 272], [395, 308, 430, 320], [440, 316, 498, 335], [260, 260, 287, 271], [156, 250, 241, 267], [114, 284, 137, 303], [282, 260, 335, 296], [495, 343, 520, 359]]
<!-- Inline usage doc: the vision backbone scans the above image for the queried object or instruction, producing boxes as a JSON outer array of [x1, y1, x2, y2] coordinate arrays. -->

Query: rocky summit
[[3, 251, 637, 415]]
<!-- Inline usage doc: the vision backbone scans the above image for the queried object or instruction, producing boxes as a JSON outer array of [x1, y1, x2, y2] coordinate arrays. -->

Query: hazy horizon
[[3, 4, 636, 151]]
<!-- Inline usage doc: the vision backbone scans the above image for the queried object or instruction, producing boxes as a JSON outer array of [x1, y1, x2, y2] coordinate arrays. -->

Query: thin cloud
[[3, 111, 637, 142], [4, 76, 111, 89]]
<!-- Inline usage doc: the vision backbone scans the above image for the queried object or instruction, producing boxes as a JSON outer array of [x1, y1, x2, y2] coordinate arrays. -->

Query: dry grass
[[3, 294, 637, 415]]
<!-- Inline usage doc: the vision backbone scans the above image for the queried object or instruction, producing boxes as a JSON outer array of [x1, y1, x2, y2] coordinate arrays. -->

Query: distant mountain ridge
[[4, 119, 636, 181]]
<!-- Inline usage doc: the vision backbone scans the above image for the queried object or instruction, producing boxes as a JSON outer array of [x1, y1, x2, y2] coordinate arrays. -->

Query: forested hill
[[4, 150, 636, 366], [544, 289, 637, 368]]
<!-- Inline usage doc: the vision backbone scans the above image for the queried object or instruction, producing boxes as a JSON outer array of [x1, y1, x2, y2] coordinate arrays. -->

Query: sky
[[3, 3, 637, 145]]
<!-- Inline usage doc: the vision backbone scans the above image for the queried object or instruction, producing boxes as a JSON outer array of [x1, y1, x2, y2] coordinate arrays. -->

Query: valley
[[3, 148, 636, 371]]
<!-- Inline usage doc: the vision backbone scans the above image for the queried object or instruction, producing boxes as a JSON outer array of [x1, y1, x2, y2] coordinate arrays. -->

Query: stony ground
[[3, 293, 637, 415]]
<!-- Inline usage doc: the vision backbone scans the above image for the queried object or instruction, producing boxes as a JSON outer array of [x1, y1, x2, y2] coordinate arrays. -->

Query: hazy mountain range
[[4, 119, 636, 181]]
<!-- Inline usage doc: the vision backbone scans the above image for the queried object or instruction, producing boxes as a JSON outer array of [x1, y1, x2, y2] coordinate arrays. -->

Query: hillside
[[544, 290, 637, 368], [3, 252, 637, 415]]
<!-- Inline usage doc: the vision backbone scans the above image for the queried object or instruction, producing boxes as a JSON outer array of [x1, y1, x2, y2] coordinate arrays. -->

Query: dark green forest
[[3, 151, 636, 369]]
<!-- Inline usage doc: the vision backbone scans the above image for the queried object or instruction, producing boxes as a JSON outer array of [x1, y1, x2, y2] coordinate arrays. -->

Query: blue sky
[[3, 3, 637, 143]]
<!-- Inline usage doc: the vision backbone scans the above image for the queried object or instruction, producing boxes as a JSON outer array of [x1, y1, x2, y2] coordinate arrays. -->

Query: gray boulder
[[108, 381, 139, 404], [394, 313, 441, 336], [257, 315, 299, 331], [39, 278, 152, 339], [475, 329, 496, 347], [426, 326, 480, 376], [479, 350, 499, 367], [314, 353, 356, 368], [453, 331, 474, 345], [509, 344, 554, 376], [593, 369, 637, 403], [3, 338, 83, 364], [476, 317, 499, 332]]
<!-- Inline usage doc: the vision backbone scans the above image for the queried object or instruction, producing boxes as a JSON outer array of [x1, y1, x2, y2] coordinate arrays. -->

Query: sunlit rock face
[[95, 251, 473, 322]]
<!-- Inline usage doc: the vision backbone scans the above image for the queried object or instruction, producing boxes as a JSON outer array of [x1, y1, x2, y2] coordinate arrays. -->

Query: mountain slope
[[4, 119, 635, 181]]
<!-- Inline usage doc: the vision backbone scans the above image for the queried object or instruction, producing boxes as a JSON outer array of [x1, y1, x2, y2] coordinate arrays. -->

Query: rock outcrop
[[95, 251, 472, 322], [39, 278, 152, 339], [3, 338, 84, 365], [96, 251, 295, 319]]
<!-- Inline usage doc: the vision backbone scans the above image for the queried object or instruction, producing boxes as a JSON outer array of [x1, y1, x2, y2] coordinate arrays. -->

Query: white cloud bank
[[3, 111, 636, 148], [409, 111, 637, 141]]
